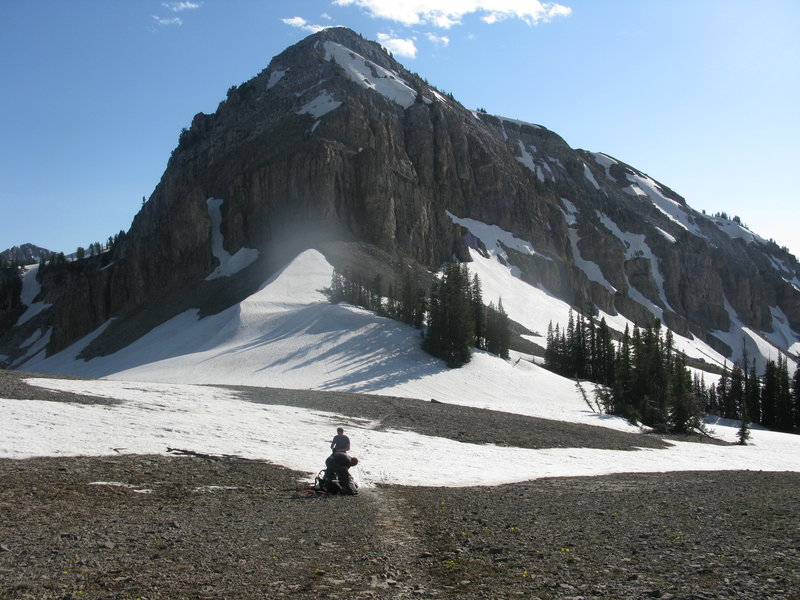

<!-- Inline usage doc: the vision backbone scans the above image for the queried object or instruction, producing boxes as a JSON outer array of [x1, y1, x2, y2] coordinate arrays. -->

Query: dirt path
[[360, 486, 435, 597]]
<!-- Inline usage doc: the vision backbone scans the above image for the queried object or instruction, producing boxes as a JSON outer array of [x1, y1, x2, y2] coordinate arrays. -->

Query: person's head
[[337, 427, 344, 435], [350, 456, 359, 466]]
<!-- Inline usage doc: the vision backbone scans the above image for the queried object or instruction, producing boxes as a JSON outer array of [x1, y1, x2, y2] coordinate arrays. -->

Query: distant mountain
[[1, 244, 55, 266], [1, 26, 798, 377]]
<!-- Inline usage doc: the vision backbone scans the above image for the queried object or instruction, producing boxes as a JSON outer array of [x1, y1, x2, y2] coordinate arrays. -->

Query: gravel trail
[[1, 370, 797, 599]]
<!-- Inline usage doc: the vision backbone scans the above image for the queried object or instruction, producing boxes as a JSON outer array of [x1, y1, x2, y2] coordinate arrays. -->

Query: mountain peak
[[268, 26, 396, 70], [1, 27, 798, 382]]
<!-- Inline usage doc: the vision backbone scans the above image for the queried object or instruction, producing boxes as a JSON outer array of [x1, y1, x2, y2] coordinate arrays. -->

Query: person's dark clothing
[[330, 434, 350, 452], [324, 452, 357, 495]]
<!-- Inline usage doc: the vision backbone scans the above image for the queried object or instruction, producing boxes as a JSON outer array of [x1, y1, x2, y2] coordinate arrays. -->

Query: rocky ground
[[1, 371, 799, 599]]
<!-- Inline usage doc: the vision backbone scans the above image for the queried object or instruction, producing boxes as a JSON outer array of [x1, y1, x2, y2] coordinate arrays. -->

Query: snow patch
[[446, 210, 544, 266], [205, 198, 259, 281], [560, 198, 578, 226], [296, 90, 342, 118], [710, 217, 768, 246], [20, 328, 44, 349], [267, 69, 288, 90], [89, 481, 153, 494], [13, 327, 52, 368], [710, 297, 797, 372], [567, 228, 616, 293], [15, 265, 52, 326], [514, 140, 554, 183], [656, 227, 677, 244], [429, 89, 449, 105], [583, 162, 600, 190], [323, 41, 416, 109], [500, 117, 541, 129], [626, 171, 705, 238], [763, 306, 800, 360], [591, 153, 618, 181], [595, 211, 673, 316]]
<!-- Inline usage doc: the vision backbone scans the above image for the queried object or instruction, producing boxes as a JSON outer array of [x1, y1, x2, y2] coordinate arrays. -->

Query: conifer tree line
[[326, 262, 510, 368], [709, 353, 800, 433], [546, 310, 800, 434], [546, 312, 701, 433], [74, 231, 127, 263]]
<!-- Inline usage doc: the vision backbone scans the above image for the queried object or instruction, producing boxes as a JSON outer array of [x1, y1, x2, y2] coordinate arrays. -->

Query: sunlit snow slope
[[10, 249, 800, 486]]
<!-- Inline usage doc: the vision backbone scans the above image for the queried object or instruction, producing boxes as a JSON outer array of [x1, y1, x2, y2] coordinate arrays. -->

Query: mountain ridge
[[1, 26, 798, 374]]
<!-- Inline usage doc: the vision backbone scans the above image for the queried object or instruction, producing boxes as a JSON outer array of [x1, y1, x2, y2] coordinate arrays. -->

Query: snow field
[[7, 249, 800, 487], [3, 375, 799, 488]]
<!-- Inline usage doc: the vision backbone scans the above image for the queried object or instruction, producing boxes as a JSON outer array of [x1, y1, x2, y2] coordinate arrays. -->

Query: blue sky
[[1, 1, 798, 257]]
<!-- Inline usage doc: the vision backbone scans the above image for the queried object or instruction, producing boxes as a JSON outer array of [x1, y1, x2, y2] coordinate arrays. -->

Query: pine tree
[[737, 399, 751, 445], [385, 281, 398, 319], [707, 384, 718, 415], [369, 273, 383, 314], [471, 274, 486, 350], [613, 324, 635, 419], [328, 268, 345, 303], [761, 359, 778, 428], [423, 263, 474, 368], [565, 310, 576, 376], [667, 352, 700, 433], [775, 355, 793, 431], [485, 299, 510, 359], [717, 365, 730, 418], [545, 322, 556, 369], [726, 364, 745, 420], [745, 359, 761, 425]]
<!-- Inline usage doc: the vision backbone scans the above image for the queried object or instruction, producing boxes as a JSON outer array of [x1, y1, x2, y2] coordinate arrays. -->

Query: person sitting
[[323, 452, 359, 495]]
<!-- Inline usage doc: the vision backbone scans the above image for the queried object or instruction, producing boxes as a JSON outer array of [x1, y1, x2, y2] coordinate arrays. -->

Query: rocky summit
[[1, 27, 798, 370]]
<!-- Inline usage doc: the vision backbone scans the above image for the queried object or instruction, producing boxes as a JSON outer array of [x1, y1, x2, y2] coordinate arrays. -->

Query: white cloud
[[332, 0, 571, 29], [282, 16, 327, 33], [376, 33, 418, 58], [425, 32, 450, 46], [321, 12, 333, 20], [162, 1, 201, 12], [152, 15, 183, 26]]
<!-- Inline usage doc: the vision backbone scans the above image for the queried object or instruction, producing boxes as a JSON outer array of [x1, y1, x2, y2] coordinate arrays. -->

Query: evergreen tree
[[485, 299, 511, 359], [565, 310, 576, 375], [545, 322, 556, 370], [737, 399, 751, 445], [745, 359, 761, 425], [471, 274, 486, 350], [707, 384, 718, 416], [369, 273, 383, 314], [328, 268, 346, 303], [725, 364, 745, 420], [761, 359, 778, 429], [716, 365, 730, 418], [775, 355, 793, 431], [667, 352, 700, 433], [591, 315, 616, 387], [385, 281, 399, 320], [423, 263, 474, 367], [613, 324, 635, 419]]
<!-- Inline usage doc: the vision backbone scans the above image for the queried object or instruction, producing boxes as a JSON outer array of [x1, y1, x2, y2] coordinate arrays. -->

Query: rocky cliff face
[[1, 27, 798, 369]]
